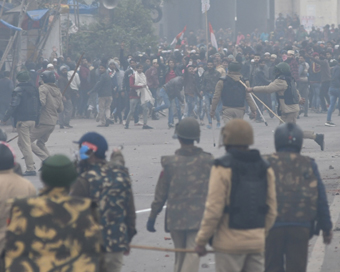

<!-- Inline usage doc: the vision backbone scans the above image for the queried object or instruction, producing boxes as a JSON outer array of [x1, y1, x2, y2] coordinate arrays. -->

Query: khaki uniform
[[17, 120, 36, 171], [150, 146, 214, 272], [253, 79, 315, 139], [5, 187, 103, 272], [216, 65, 227, 78], [0, 169, 36, 253], [31, 83, 64, 160], [195, 156, 277, 272], [211, 73, 257, 124]]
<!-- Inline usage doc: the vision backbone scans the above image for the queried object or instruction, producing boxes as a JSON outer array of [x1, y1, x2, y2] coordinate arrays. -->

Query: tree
[[65, 0, 157, 61]]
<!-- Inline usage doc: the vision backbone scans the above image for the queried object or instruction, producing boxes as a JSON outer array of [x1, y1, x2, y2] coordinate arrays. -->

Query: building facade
[[276, 0, 340, 31]]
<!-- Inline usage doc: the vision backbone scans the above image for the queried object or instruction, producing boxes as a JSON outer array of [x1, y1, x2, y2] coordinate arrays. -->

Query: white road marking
[[136, 206, 166, 214], [307, 194, 340, 272], [136, 208, 151, 214]]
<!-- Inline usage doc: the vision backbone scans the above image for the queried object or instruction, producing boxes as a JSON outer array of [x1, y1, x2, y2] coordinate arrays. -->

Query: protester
[[152, 76, 184, 128], [58, 65, 73, 129], [202, 59, 221, 128], [125, 64, 152, 129], [325, 59, 340, 126], [88, 62, 114, 127]]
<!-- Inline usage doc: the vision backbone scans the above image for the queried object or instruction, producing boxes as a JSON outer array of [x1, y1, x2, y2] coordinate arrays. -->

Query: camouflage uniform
[[5, 187, 103, 272], [263, 153, 318, 223], [71, 152, 136, 272], [263, 152, 331, 272], [149, 146, 213, 272]]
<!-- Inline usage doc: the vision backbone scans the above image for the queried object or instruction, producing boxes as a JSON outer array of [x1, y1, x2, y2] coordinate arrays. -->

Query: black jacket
[[89, 72, 112, 98], [330, 65, 340, 88], [164, 76, 184, 102], [3, 82, 40, 125], [202, 69, 221, 94]]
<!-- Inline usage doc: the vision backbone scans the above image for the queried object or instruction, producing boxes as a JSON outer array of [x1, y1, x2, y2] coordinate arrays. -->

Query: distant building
[[161, 0, 275, 42], [161, 0, 339, 42], [275, 0, 339, 31]]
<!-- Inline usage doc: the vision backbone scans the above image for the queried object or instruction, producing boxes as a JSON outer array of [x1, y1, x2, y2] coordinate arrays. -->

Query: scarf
[[134, 71, 155, 106]]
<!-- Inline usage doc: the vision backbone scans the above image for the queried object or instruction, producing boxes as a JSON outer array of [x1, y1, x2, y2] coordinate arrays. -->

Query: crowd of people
[[1, 13, 340, 134], [0, 12, 338, 272]]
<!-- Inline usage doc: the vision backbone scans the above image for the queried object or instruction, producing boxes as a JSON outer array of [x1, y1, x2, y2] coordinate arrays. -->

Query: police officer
[[0, 141, 35, 265], [264, 123, 332, 272], [147, 117, 213, 272], [210, 62, 257, 124], [30, 71, 63, 162], [0, 128, 23, 175], [71, 132, 136, 272], [73, 132, 109, 175], [247, 62, 325, 151], [195, 119, 277, 272], [1, 71, 40, 176], [5, 154, 104, 271]]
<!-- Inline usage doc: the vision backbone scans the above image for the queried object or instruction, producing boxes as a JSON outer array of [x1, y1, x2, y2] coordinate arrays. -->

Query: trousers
[[16, 120, 35, 171], [105, 252, 124, 272], [265, 227, 310, 272], [222, 107, 245, 124], [297, 82, 309, 116], [125, 98, 139, 127], [98, 96, 113, 125], [170, 230, 200, 272], [215, 252, 264, 272], [327, 87, 340, 122], [30, 124, 55, 161], [59, 99, 73, 126], [280, 111, 315, 139], [320, 81, 330, 111]]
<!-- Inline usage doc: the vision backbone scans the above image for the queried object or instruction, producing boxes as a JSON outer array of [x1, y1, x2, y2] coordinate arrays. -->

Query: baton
[[249, 93, 268, 126], [6, 135, 18, 143], [130, 245, 215, 254], [238, 80, 285, 124], [62, 52, 85, 96]]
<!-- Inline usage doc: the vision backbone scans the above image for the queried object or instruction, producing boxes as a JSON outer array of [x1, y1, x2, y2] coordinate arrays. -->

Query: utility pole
[[234, 0, 237, 41]]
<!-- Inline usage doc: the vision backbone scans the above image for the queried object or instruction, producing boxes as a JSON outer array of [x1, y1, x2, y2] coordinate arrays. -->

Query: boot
[[315, 134, 324, 151]]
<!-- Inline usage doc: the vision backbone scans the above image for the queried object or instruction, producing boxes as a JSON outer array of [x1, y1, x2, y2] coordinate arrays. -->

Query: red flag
[[209, 23, 218, 50], [171, 26, 187, 47]]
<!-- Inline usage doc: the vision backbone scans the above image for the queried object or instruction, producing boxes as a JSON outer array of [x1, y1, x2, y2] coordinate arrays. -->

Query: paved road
[[3, 111, 340, 272]]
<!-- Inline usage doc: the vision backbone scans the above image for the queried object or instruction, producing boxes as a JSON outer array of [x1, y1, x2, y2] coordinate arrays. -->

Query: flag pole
[[205, 10, 209, 59]]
